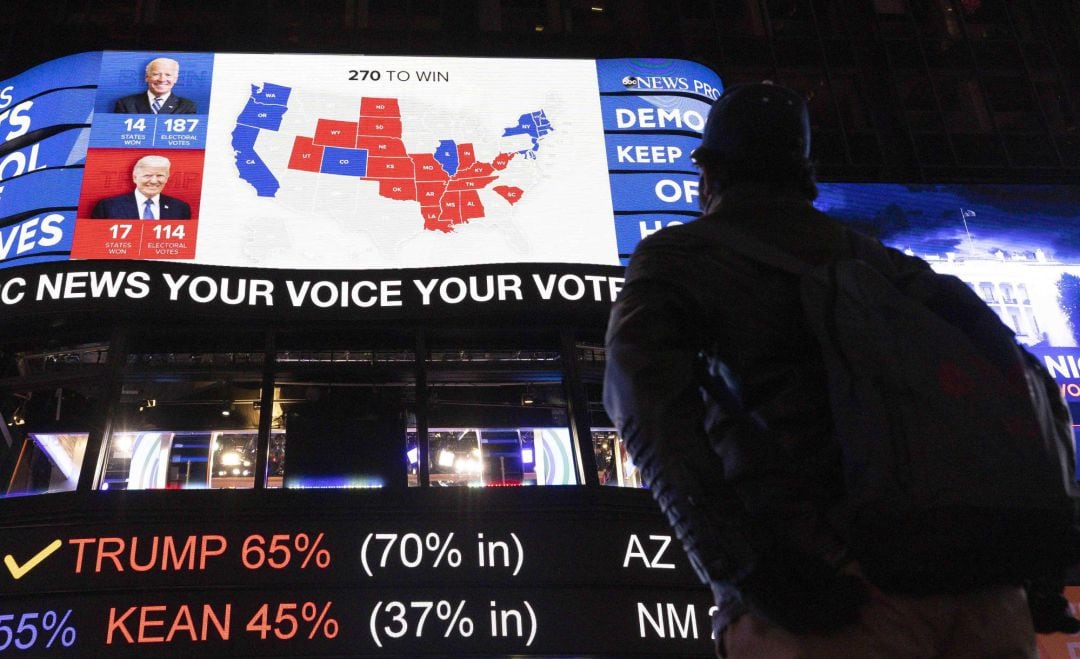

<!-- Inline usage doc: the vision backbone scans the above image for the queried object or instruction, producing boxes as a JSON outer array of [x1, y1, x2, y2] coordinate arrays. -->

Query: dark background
[[2, 0, 1079, 185]]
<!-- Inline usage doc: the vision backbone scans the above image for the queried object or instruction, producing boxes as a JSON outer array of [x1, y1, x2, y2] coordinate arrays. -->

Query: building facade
[[1, 2, 1080, 656]]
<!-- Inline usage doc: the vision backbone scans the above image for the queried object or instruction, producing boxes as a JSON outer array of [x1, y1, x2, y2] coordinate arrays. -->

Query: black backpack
[[702, 218, 1080, 592]]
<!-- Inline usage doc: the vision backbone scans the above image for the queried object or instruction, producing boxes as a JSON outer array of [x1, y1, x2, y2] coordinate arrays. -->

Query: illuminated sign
[[0, 491, 715, 656], [0, 52, 721, 272], [814, 183, 1080, 400], [4, 53, 1080, 398]]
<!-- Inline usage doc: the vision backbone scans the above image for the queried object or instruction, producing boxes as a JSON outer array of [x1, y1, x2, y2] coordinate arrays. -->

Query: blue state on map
[[434, 140, 459, 176], [322, 147, 369, 176], [232, 124, 280, 197], [237, 99, 289, 131], [501, 110, 553, 158], [233, 86, 554, 235], [251, 82, 292, 106], [232, 82, 294, 197]]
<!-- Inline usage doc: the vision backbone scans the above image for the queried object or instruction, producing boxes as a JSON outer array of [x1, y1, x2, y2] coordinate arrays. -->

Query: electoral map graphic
[[234, 87, 551, 232], [197, 54, 616, 269]]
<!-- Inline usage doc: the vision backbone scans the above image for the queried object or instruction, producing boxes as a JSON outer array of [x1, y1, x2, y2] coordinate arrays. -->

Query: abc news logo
[[621, 76, 720, 100]]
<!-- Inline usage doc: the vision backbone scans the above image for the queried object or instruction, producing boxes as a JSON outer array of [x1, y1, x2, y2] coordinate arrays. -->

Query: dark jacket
[[603, 182, 1009, 626], [114, 93, 198, 114], [91, 193, 191, 220]]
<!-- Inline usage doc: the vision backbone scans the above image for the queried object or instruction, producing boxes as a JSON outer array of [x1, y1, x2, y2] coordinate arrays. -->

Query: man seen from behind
[[603, 82, 1078, 658]]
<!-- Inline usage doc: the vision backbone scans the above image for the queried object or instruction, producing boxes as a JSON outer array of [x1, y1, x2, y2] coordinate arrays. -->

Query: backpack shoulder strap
[[695, 213, 815, 278]]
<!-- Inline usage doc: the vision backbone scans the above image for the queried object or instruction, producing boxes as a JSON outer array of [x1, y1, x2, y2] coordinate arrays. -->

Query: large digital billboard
[[3, 51, 1080, 402], [0, 52, 718, 270], [0, 52, 717, 329], [0, 490, 716, 657], [814, 183, 1080, 403]]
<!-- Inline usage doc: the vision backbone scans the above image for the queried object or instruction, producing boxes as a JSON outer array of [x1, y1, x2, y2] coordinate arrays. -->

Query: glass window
[[97, 340, 266, 491], [271, 333, 417, 490], [592, 429, 644, 488], [422, 427, 568, 487], [1, 343, 107, 497], [425, 429, 477, 486], [580, 342, 645, 490], [13, 343, 109, 377], [4, 432, 88, 497], [424, 385, 575, 487], [423, 331, 574, 488], [530, 427, 578, 485], [3, 384, 97, 497], [274, 383, 409, 490], [210, 430, 286, 488]]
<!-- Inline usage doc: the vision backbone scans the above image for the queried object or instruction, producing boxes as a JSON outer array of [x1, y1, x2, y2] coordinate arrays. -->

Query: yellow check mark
[[4, 539, 62, 580]]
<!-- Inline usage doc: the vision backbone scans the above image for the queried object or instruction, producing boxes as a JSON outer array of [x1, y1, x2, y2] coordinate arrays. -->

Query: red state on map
[[293, 98, 532, 233], [458, 161, 494, 178], [457, 143, 476, 170], [416, 180, 447, 206], [410, 153, 450, 182], [360, 97, 400, 118], [314, 119, 358, 148], [459, 190, 484, 221], [359, 116, 403, 138], [365, 156, 415, 179], [357, 135, 407, 157], [379, 179, 417, 201], [493, 185, 524, 205], [447, 175, 499, 192], [492, 152, 515, 170], [289, 136, 324, 172], [437, 192, 463, 229], [420, 206, 441, 227]]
